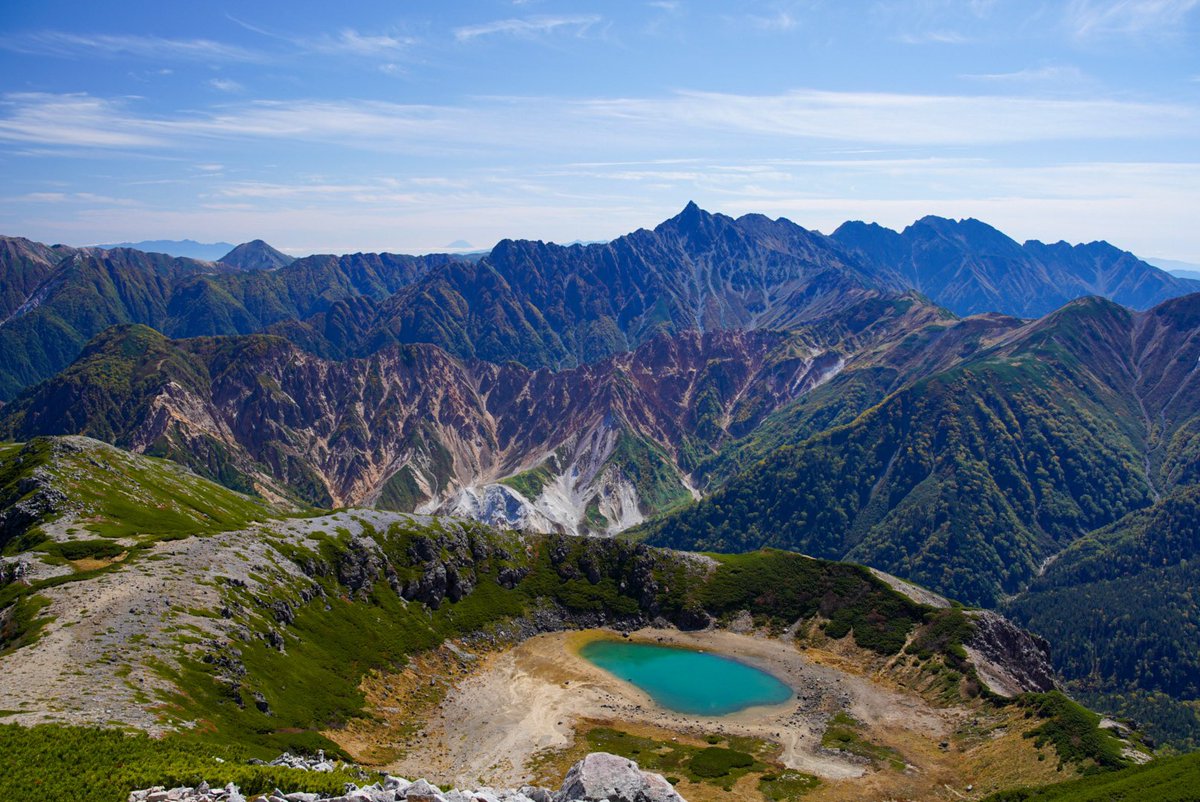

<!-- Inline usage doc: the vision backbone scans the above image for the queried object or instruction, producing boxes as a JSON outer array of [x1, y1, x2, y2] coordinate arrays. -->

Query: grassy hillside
[[0, 435, 273, 550], [982, 750, 1200, 802]]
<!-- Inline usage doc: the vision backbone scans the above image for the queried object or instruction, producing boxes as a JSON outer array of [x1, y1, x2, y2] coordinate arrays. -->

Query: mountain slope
[[0, 246, 225, 400], [642, 294, 1200, 608], [833, 217, 1200, 318], [6, 208, 1197, 401], [0, 239, 450, 400], [0, 324, 850, 531], [363, 202, 889, 369], [1003, 485, 1200, 748]]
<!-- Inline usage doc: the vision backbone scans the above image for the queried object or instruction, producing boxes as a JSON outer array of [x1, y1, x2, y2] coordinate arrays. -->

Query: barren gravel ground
[[0, 509, 421, 732], [388, 628, 960, 789]]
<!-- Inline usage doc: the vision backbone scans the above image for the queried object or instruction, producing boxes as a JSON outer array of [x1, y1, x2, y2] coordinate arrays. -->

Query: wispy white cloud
[[0, 31, 264, 62], [309, 29, 417, 56], [224, 16, 417, 60], [454, 15, 602, 41], [17, 192, 68, 203], [209, 78, 244, 93], [895, 29, 970, 44], [1065, 0, 1200, 38], [0, 93, 165, 148], [2, 89, 1195, 155], [748, 11, 799, 31], [963, 65, 1088, 83], [3, 190, 137, 206]]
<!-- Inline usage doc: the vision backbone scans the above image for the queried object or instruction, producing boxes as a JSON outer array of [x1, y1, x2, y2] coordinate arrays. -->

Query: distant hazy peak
[[218, 239, 296, 271], [94, 239, 235, 261]]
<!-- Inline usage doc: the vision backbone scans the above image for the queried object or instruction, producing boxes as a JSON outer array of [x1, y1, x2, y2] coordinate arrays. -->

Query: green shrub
[[688, 747, 754, 778], [0, 724, 366, 802]]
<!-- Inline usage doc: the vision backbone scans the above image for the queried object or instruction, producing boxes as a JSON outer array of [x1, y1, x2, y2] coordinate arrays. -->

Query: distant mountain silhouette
[[95, 239, 234, 261], [218, 239, 296, 271]]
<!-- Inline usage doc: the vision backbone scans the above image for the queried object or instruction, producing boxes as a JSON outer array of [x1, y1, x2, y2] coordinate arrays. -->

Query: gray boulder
[[555, 753, 684, 802], [519, 786, 552, 802], [405, 779, 445, 802]]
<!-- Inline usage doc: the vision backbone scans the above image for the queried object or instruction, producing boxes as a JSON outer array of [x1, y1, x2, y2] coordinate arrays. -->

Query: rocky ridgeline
[[129, 753, 684, 802]]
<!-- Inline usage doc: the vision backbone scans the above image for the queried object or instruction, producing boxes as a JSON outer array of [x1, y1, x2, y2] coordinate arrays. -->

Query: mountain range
[[3, 204, 1195, 404], [3, 204, 1200, 748], [94, 239, 237, 261]]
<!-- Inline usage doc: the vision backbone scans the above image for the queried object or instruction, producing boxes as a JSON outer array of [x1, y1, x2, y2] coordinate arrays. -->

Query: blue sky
[[1, 1, 1198, 260]]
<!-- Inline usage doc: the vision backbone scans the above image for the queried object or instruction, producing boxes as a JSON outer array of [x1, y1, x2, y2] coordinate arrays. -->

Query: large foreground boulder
[[555, 753, 684, 802]]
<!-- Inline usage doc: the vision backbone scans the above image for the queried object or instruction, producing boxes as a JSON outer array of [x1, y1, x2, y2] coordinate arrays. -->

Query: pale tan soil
[[384, 628, 963, 790]]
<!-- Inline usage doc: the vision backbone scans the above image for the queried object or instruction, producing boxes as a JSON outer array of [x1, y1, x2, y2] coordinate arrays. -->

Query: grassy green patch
[[758, 770, 821, 800], [0, 723, 367, 802], [982, 749, 1200, 802], [0, 594, 53, 657], [689, 746, 754, 778], [1018, 692, 1131, 771], [584, 727, 770, 791], [36, 539, 125, 562], [499, 460, 557, 501], [820, 713, 906, 770]]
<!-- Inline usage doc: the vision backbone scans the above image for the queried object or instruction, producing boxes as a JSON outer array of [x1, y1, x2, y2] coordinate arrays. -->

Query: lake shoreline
[[576, 635, 795, 716], [382, 627, 956, 788]]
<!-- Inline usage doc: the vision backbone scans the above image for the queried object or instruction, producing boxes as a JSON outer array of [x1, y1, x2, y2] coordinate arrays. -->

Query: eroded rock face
[[965, 609, 1057, 697], [555, 753, 684, 802]]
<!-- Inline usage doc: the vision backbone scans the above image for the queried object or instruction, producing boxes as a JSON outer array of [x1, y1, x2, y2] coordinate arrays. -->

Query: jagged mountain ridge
[[5, 204, 1193, 402], [0, 241, 457, 400], [358, 202, 888, 370], [833, 216, 1200, 318], [644, 293, 1200, 607], [0, 323, 861, 533]]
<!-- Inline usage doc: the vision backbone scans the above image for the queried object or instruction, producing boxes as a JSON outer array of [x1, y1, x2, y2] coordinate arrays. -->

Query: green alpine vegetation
[[0, 239, 449, 402], [982, 750, 1200, 802], [0, 724, 366, 802], [643, 295, 1199, 609], [1004, 485, 1200, 749]]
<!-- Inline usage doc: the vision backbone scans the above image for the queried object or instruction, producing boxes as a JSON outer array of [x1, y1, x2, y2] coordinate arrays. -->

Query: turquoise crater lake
[[579, 639, 793, 716]]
